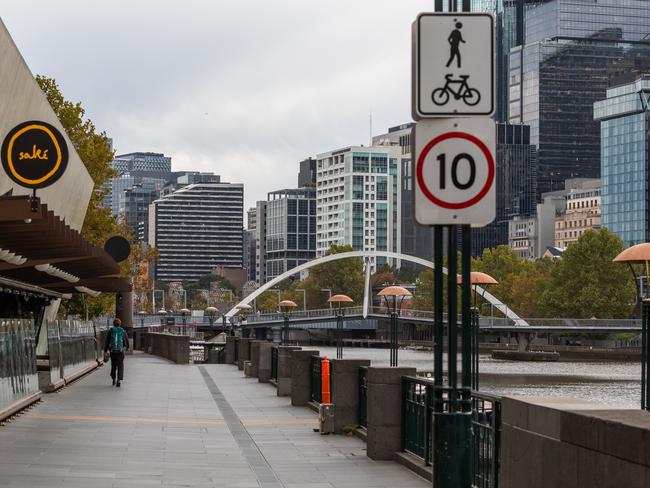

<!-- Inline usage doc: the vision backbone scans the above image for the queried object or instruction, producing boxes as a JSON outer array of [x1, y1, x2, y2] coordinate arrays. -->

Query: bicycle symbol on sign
[[431, 74, 481, 107]]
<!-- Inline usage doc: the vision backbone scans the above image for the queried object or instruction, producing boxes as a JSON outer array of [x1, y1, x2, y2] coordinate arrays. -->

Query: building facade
[[373, 123, 434, 263], [298, 158, 317, 188], [554, 184, 601, 249], [148, 173, 243, 282], [105, 152, 172, 241], [264, 188, 316, 282], [254, 200, 267, 285], [507, 0, 650, 197], [316, 145, 402, 271], [473, 123, 538, 255], [594, 76, 650, 246]]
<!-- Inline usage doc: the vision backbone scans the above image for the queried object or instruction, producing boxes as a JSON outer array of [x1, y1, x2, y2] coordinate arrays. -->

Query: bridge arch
[[225, 250, 526, 325]]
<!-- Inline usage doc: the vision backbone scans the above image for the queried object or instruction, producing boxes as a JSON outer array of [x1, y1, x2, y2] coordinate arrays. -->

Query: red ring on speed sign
[[416, 131, 495, 210]]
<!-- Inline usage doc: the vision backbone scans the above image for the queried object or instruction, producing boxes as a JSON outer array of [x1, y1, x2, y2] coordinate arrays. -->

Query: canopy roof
[[0, 196, 130, 294]]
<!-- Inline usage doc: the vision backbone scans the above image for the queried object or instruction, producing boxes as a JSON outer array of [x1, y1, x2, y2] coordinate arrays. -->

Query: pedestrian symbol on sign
[[446, 22, 465, 68]]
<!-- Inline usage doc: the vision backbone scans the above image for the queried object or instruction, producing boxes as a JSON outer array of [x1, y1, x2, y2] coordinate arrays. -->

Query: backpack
[[109, 326, 125, 353]]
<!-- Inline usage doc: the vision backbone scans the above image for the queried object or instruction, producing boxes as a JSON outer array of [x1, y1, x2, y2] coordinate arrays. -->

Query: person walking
[[104, 318, 129, 387]]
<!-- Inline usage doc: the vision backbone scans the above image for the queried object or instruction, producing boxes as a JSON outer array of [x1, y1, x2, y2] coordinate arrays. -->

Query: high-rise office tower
[[316, 144, 404, 272], [148, 173, 243, 282], [594, 75, 650, 247], [508, 0, 650, 197]]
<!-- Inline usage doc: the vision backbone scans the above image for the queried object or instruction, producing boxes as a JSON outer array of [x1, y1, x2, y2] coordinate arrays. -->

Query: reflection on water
[[0, 319, 38, 410], [316, 346, 641, 408]]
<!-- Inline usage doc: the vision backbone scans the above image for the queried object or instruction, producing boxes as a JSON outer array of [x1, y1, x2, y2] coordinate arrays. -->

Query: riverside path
[[0, 354, 428, 488]]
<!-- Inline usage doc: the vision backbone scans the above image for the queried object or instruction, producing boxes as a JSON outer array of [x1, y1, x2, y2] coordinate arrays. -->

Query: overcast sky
[[2, 1, 434, 211]]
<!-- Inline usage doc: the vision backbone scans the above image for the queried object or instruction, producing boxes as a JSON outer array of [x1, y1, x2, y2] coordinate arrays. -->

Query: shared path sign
[[412, 12, 494, 118], [413, 117, 495, 226]]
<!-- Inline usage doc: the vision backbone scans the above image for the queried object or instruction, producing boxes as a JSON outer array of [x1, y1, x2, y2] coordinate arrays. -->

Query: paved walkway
[[0, 354, 428, 487]]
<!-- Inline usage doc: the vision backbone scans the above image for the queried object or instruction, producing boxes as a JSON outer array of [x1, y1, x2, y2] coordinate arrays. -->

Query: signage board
[[1, 120, 69, 189], [413, 117, 495, 226], [413, 13, 494, 118]]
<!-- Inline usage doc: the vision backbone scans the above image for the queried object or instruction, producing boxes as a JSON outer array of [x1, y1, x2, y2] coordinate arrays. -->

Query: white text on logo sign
[[416, 132, 494, 210]]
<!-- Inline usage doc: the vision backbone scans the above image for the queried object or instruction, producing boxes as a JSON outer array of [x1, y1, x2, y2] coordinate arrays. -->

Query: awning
[[0, 196, 131, 294]]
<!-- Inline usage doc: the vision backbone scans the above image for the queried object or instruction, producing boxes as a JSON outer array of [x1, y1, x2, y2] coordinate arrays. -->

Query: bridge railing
[[401, 376, 502, 487]]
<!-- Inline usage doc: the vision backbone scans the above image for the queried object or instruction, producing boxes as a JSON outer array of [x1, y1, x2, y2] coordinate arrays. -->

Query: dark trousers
[[110, 352, 125, 381]]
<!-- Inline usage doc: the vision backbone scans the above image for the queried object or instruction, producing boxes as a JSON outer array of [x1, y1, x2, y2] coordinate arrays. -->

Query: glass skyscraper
[[264, 188, 316, 281], [594, 76, 650, 246], [508, 0, 650, 197]]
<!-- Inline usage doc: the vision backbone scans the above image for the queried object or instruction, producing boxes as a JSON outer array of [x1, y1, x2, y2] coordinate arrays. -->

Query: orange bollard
[[321, 356, 331, 404]]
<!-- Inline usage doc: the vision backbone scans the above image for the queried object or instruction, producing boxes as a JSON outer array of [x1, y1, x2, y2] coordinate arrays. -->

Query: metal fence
[[0, 318, 38, 411], [358, 366, 368, 428], [311, 355, 322, 403], [271, 346, 278, 382], [47, 320, 99, 384], [401, 376, 502, 487]]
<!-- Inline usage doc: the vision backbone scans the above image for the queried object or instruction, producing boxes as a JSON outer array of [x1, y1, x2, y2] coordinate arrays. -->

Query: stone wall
[[501, 396, 650, 488], [144, 333, 190, 364]]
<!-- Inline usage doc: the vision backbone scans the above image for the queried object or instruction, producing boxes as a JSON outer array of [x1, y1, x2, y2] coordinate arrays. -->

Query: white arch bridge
[[225, 250, 528, 326]]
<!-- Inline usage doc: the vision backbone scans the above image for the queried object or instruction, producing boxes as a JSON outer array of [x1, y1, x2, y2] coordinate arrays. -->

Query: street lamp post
[[377, 286, 412, 367], [457, 271, 498, 391], [236, 303, 253, 338], [321, 289, 333, 310], [613, 243, 650, 410], [328, 294, 354, 359], [296, 288, 307, 312], [180, 308, 190, 335], [278, 300, 297, 346], [138, 310, 147, 329], [157, 308, 167, 329], [205, 306, 219, 328]]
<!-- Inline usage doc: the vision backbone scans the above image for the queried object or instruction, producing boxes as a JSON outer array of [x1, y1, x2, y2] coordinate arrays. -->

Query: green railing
[[310, 356, 322, 403], [271, 346, 278, 381], [402, 376, 433, 464], [358, 366, 368, 428], [401, 376, 502, 487], [472, 392, 502, 488]]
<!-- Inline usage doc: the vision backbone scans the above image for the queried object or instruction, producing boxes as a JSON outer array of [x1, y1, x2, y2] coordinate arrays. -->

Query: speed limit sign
[[413, 117, 495, 226]]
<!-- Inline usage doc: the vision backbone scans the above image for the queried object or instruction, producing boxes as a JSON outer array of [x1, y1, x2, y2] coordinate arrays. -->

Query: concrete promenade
[[0, 354, 428, 487]]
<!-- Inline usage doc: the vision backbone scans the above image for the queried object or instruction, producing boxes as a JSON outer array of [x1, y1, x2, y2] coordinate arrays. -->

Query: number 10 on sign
[[413, 117, 495, 226]]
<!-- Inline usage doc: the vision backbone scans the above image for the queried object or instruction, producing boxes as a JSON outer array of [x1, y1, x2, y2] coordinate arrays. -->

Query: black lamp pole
[[336, 306, 344, 359]]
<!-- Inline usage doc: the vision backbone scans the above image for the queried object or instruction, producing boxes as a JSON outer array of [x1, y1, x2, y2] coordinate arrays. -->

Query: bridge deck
[[0, 354, 427, 488]]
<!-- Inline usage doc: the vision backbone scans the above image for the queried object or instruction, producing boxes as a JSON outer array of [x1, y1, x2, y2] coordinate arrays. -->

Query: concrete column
[[225, 336, 237, 364], [277, 346, 301, 396], [291, 349, 320, 406], [238, 338, 252, 370], [247, 340, 263, 377], [366, 366, 416, 461], [258, 342, 277, 383], [331, 359, 371, 433]]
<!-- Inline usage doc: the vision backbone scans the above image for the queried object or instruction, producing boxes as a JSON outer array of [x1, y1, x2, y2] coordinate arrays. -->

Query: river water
[[316, 346, 641, 408]]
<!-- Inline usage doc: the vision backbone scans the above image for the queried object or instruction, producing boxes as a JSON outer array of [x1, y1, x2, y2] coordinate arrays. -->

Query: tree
[[300, 244, 365, 308], [538, 229, 635, 318], [412, 268, 434, 311], [37, 76, 156, 319]]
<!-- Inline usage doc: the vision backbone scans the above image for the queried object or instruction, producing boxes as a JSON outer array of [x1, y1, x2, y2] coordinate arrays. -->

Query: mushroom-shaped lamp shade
[[180, 308, 191, 315], [138, 310, 147, 315], [377, 285, 412, 297], [613, 243, 650, 264], [205, 306, 219, 315], [157, 309, 167, 315], [236, 304, 253, 310], [328, 294, 354, 303], [278, 300, 298, 309], [457, 271, 498, 286]]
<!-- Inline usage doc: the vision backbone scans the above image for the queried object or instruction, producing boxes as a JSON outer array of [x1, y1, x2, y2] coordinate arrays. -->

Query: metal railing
[[0, 318, 38, 411], [473, 392, 502, 488], [401, 376, 502, 487], [402, 376, 434, 464], [310, 355, 322, 403], [270, 346, 278, 382], [358, 366, 368, 428]]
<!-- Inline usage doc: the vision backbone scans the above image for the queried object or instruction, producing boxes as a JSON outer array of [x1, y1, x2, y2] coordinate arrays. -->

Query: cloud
[[1, 0, 432, 210]]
